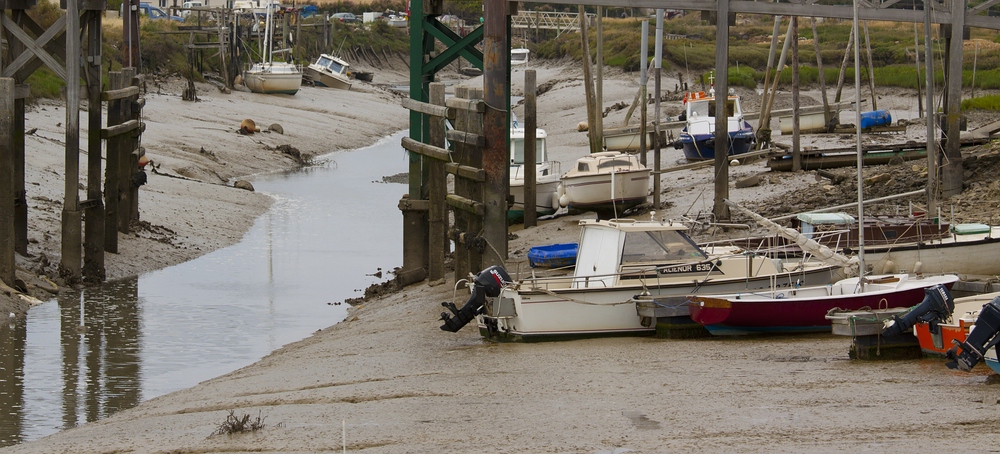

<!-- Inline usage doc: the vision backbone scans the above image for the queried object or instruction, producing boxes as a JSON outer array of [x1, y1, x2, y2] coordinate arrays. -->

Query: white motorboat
[[511, 48, 530, 66], [243, 4, 302, 95], [463, 217, 843, 341], [303, 53, 352, 90], [674, 89, 755, 161], [509, 121, 560, 222], [557, 151, 650, 218]]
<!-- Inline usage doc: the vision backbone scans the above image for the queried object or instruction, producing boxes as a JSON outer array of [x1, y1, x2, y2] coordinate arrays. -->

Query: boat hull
[[863, 232, 1000, 276], [478, 265, 841, 342], [680, 127, 755, 161], [243, 64, 302, 95], [561, 169, 650, 215], [508, 178, 560, 222], [689, 275, 958, 335], [915, 293, 997, 357], [303, 65, 352, 90]]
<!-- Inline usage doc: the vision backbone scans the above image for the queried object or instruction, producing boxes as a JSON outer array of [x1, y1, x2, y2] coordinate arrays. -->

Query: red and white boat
[[688, 274, 960, 335]]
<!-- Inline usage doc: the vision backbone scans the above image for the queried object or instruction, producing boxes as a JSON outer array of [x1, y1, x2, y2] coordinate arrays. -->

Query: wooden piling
[[453, 87, 472, 280], [60, 0, 83, 281], [0, 78, 15, 287], [427, 83, 446, 282], [84, 9, 106, 283], [104, 71, 124, 253], [523, 70, 537, 228], [127, 69, 142, 224]]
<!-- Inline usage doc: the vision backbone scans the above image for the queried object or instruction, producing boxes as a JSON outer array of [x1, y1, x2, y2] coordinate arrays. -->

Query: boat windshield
[[688, 99, 736, 118], [621, 230, 707, 264], [510, 136, 546, 165], [318, 56, 346, 74]]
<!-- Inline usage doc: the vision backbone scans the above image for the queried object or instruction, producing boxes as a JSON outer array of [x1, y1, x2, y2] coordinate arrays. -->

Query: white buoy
[[913, 260, 923, 275], [730, 159, 740, 166]]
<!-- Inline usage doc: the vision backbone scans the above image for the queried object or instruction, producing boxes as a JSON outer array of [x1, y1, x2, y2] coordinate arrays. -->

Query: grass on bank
[[15, 2, 1000, 110]]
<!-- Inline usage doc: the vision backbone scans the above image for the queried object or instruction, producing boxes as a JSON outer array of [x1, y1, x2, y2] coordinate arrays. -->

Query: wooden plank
[[445, 129, 485, 147], [445, 96, 486, 113], [445, 162, 486, 182], [401, 97, 454, 119], [99, 119, 140, 139], [401, 136, 451, 162], [101, 85, 140, 101], [446, 194, 485, 216], [14, 84, 30, 100], [661, 148, 773, 173], [768, 149, 927, 171]]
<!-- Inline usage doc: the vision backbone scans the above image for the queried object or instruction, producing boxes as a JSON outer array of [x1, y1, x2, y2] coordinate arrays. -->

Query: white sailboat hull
[[561, 169, 650, 212], [243, 63, 302, 95]]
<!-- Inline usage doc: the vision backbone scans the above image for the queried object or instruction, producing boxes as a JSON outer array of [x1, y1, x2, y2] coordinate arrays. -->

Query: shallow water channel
[[0, 132, 409, 446]]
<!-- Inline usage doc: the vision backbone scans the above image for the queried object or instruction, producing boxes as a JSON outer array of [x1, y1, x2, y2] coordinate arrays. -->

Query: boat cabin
[[315, 54, 348, 76], [509, 127, 548, 165]]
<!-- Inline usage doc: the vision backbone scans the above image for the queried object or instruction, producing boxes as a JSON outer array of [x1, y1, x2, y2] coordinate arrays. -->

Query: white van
[[180, 0, 203, 18]]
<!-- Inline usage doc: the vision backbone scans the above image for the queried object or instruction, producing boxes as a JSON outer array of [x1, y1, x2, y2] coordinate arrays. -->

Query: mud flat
[[5, 61, 1000, 452]]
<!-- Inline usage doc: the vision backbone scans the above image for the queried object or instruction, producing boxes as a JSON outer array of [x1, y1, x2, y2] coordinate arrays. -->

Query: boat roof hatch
[[796, 212, 857, 225]]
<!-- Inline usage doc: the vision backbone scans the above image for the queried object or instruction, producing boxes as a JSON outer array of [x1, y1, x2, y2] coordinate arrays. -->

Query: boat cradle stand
[[633, 295, 711, 339], [827, 309, 923, 360]]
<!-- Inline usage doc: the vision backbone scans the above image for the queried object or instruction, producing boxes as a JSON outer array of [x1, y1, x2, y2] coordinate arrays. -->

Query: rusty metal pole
[[61, 0, 83, 281], [482, 0, 509, 268]]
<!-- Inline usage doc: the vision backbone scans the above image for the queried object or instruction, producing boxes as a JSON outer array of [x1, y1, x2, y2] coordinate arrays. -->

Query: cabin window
[[596, 159, 632, 169], [510, 137, 546, 164], [326, 60, 345, 74], [621, 230, 707, 264], [577, 162, 590, 172], [689, 100, 710, 118]]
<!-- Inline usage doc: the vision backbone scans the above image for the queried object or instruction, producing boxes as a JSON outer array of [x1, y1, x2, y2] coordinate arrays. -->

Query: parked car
[[331, 12, 360, 23], [122, 2, 183, 21]]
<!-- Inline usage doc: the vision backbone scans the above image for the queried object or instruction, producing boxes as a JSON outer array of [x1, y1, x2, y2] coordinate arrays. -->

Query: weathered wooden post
[[712, 0, 731, 221], [452, 86, 472, 279], [0, 78, 15, 287], [104, 71, 124, 253], [523, 69, 537, 228], [427, 82, 446, 282], [60, 0, 83, 281], [84, 8, 106, 282], [127, 70, 142, 224]]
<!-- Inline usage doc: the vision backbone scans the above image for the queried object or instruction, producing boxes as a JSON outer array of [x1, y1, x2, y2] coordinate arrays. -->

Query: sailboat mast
[[264, 4, 273, 64], [853, 0, 866, 287], [924, 0, 937, 215]]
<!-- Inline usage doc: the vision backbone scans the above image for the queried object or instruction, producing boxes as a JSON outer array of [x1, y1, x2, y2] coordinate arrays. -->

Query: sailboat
[[687, 12, 959, 335], [243, 3, 302, 95]]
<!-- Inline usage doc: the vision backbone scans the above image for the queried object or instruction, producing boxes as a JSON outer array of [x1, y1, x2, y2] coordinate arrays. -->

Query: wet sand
[[4, 61, 1000, 452]]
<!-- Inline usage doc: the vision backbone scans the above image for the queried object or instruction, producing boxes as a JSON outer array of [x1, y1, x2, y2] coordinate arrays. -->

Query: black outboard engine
[[439, 265, 512, 332], [946, 296, 1000, 372], [881, 284, 954, 337]]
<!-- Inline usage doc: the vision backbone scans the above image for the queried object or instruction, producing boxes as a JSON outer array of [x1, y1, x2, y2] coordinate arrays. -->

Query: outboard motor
[[439, 265, 512, 332], [946, 296, 1000, 372], [881, 284, 954, 337]]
